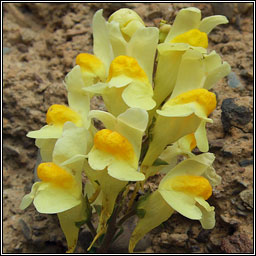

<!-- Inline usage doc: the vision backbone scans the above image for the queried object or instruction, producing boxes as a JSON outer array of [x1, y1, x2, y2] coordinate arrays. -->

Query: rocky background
[[3, 3, 253, 253]]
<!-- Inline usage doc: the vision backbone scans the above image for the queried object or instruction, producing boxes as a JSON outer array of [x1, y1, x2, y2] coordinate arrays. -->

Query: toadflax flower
[[92, 9, 159, 84], [142, 88, 216, 174], [129, 153, 221, 253], [83, 108, 148, 249], [84, 54, 156, 116], [20, 122, 92, 252], [153, 7, 230, 108], [87, 107, 148, 181], [27, 100, 90, 161], [164, 7, 229, 45], [153, 47, 230, 109]]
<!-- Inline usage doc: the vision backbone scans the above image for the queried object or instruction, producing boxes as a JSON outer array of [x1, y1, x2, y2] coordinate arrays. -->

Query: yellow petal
[[53, 122, 92, 166], [35, 138, 56, 162], [159, 190, 202, 219], [46, 104, 83, 127], [108, 159, 145, 181], [37, 162, 76, 189], [58, 201, 87, 253], [20, 182, 41, 210], [165, 7, 201, 42], [76, 53, 106, 80], [107, 20, 127, 57], [95, 129, 135, 160], [88, 147, 115, 170], [117, 108, 148, 159], [199, 15, 229, 34], [102, 87, 129, 117], [160, 153, 215, 184], [108, 8, 144, 39], [169, 49, 205, 99], [33, 183, 81, 214], [107, 55, 149, 83], [92, 9, 114, 71], [166, 88, 217, 117], [129, 191, 174, 253], [122, 81, 155, 110], [64, 65, 88, 93], [67, 92, 91, 129], [27, 125, 63, 139], [195, 197, 215, 229], [127, 27, 159, 84], [195, 121, 209, 152], [153, 48, 184, 107], [167, 175, 212, 200], [142, 114, 201, 168]]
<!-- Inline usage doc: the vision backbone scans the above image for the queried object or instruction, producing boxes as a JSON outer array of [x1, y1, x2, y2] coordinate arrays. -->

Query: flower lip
[[107, 55, 148, 83], [166, 175, 212, 200], [171, 28, 208, 48], [165, 88, 216, 116], [37, 162, 75, 189], [46, 104, 82, 127], [76, 53, 105, 73], [94, 129, 136, 161]]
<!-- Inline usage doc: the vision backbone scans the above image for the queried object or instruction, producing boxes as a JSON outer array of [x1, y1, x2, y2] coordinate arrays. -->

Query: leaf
[[136, 208, 146, 218], [153, 158, 169, 166]]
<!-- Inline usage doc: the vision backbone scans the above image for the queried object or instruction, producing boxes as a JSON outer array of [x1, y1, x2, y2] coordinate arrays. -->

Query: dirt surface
[[3, 3, 254, 254]]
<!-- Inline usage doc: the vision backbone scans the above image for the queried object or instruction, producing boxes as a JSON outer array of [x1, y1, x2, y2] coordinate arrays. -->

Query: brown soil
[[3, 3, 253, 254]]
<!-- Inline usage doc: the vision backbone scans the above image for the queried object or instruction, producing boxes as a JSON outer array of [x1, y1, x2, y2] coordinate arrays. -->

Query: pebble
[[227, 72, 242, 88], [168, 233, 188, 247], [239, 159, 253, 167], [239, 189, 253, 210], [19, 219, 31, 240], [221, 98, 252, 133], [3, 47, 11, 54]]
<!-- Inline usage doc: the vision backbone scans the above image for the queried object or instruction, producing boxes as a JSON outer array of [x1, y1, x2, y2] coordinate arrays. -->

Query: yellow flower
[[142, 88, 216, 172], [27, 101, 90, 161], [87, 108, 148, 181], [165, 7, 228, 45], [21, 123, 91, 252], [153, 47, 231, 109], [92, 9, 159, 84], [84, 107, 149, 249], [108, 8, 145, 40], [129, 153, 221, 252]]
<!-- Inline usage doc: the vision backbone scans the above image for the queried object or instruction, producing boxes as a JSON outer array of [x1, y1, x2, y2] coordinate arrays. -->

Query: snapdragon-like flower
[[84, 55, 156, 116], [153, 7, 230, 108], [88, 108, 148, 181], [129, 153, 221, 252], [165, 7, 228, 45], [92, 9, 159, 83], [153, 47, 231, 109], [27, 101, 90, 161], [142, 88, 216, 172], [21, 122, 92, 252]]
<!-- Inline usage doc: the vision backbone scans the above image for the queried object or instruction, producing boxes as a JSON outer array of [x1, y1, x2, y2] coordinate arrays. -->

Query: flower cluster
[[21, 7, 230, 253]]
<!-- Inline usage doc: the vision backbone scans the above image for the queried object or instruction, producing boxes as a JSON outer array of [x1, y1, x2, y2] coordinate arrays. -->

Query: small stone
[[239, 189, 253, 210], [19, 219, 31, 240], [239, 159, 253, 167], [227, 72, 242, 88], [3, 47, 11, 54], [3, 145, 20, 158], [221, 98, 252, 133], [168, 233, 188, 247]]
